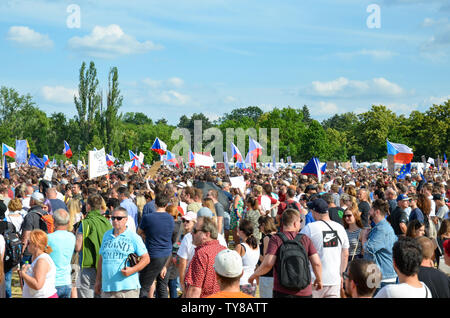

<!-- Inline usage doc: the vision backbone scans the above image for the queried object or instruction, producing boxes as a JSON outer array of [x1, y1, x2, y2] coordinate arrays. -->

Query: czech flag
[[245, 151, 257, 170], [2, 143, 16, 158], [387, 140, 413, 164], [63, 141, 72, 159], [106, 153, 115, 167], [231, 142, 243, 163], [151, 137, 167, 155], [248, 136, 263, 161], [320, 162, 327, 174], [129, 150, 138, 161], [166, 150, 179, 168], [301, 157, 322, 183], [444, 153, 448, 168], [43, 155, 50, 166], [188, 150, 195, 167], [130, 158, 140, 172]]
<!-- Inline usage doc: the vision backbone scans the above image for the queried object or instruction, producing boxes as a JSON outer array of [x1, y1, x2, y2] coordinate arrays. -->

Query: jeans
[[4, 269, 12, 298], [168, 279, 179, 298], [56, 285, 72, 298], [139, 256, 170, 298]]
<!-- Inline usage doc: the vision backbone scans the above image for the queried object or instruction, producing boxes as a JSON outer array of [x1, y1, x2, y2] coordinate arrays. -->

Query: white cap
[[31, 192, 45, 203], [181, 211, 197, 222], [214, 249, 243, 278]]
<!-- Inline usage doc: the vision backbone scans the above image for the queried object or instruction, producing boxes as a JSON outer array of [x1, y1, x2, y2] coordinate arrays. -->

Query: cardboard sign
[[43, 168, 53, 181], [145, 161, 163, 179], [88, 148, 109, 179], [230, 176, 246, 194]]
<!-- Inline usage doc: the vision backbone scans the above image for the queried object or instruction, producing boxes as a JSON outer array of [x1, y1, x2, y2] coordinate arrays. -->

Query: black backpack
[[276, 232, 311, 290], [0, 221, 22, 273]]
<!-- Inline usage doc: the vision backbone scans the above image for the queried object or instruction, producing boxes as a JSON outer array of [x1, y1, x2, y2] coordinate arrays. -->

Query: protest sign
[[230, 175, 246, 194], [88, 148, 108, 179], [145, 161, 163, 179], [194, 153, 214, 167], [43, 168, 54, 181]]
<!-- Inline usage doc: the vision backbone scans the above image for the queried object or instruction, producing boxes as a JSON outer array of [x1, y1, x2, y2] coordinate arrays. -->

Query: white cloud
[[423, 95, 450, 105], [6, 26, 53, 49], [167, 77, 184, 88], [158, 90, 191, 105], [67, 24, 163, 58], [41, 86, 78, 104], [308, 77, 406, 98], [311, 101, 339, 116], [336, 49, 397, 60]]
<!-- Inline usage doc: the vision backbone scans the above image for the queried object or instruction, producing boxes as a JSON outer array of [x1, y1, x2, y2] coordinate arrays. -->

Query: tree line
[[0, 61, 448, 164]]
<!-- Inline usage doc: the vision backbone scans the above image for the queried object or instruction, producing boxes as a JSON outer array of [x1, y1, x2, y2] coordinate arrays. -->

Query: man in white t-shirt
[[301, 198, 349, 298], [375, 236, 432, 298]]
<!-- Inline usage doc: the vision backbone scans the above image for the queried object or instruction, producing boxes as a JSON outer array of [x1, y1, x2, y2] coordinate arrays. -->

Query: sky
[[1, 0, 449, 125]]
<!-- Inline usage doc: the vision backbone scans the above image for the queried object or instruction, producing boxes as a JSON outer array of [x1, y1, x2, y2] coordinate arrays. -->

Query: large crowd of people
[[0, 162, 449, 298]]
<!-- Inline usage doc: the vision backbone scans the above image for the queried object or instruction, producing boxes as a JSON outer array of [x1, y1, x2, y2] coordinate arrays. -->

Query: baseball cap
[[182, 211, 197, 222], [307, 198, 328, 214], [397, 194, 410, 202], [214, 249, 243, 278], [31, 192, 45, 203], [177, 182, 187, 189], [432, 193, 444, 201], [197, 207, 213, 218]]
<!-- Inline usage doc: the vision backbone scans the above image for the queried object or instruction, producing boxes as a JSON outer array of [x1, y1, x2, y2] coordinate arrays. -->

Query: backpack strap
[[277, 231, 289, 243], [320, 220, 342, 246]]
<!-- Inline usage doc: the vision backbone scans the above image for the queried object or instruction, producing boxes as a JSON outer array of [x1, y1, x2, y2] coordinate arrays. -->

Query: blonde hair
[[8, 198, 22, 212], [29, 229, 53, 254], [67, 199, 81, 232], [202, 198, 218, 226]]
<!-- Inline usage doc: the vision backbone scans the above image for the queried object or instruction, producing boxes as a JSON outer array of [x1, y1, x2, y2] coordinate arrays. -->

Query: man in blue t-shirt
[[48, 209, 76, 298], [137, 192, 174, 298], [95, 207, 149, 298]]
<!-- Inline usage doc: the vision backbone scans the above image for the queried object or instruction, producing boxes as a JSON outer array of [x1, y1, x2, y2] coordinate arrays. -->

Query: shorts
[[223, 212, 230, 231], [312, 285, 341, 298]]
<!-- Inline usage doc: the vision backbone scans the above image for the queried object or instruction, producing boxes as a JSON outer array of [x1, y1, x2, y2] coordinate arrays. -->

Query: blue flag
[[29, 153, 45, 169], [397, 162, 411, 180], [301, 157, 322, 183], [16, 139, 28, 164], [3, 157, 10, 179]]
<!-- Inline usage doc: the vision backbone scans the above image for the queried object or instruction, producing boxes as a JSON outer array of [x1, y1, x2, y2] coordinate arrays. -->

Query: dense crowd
[[0, 162, 449, 298]]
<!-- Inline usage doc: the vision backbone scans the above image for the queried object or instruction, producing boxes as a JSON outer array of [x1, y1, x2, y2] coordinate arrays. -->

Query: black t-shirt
[[390, 206, 408, 235], [328, 207, 343, 225], [358, 201, 371, 227], [418, 266, 450, 298]]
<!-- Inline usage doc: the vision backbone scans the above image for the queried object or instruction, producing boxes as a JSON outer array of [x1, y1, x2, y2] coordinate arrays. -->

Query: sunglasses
[[192, 228, 203, 234], [111, 216, 126, 221], [343, 214, 353, 218]]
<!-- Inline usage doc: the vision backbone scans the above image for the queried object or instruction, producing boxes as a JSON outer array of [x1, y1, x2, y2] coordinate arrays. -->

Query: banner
[[88, 148, 108, 179], [43, 168, 54, 181], [194, 153, 214, 167], [16, 140, 28, 164]]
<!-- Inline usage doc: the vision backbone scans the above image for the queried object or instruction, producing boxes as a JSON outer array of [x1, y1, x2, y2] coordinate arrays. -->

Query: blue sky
[[1, 0, 449, 125]]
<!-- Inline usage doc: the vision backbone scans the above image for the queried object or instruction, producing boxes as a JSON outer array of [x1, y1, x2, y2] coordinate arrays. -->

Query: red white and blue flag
[[151, 137, 167, 155], [43, 155, 50, 166], [387, 140, 413, 164], [301, 157, 322, 183], [231, 142, 243, 162], [129, 150, 138, 161], [166, 150, 179, 168], [444, 153, 448, 168], [188, 150, 195, 167], [63, 141, 72, 159], [106, 153, 115, 167], [2, 143, 16, 158], [130, 158, 140, 172], [248, 136, 263, 160]]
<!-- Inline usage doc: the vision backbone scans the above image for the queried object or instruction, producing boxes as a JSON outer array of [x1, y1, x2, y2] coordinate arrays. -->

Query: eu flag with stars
[[28, 153, 45, 169], [397, 162, 411, 180]]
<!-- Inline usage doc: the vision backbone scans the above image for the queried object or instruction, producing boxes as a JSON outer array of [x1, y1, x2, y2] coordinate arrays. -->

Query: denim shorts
[[56, 285, 72, 298], [223, 211, 231, 231]]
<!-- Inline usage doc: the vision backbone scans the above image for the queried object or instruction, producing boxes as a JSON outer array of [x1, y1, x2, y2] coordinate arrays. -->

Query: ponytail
[[246, 234, 258, 250]]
